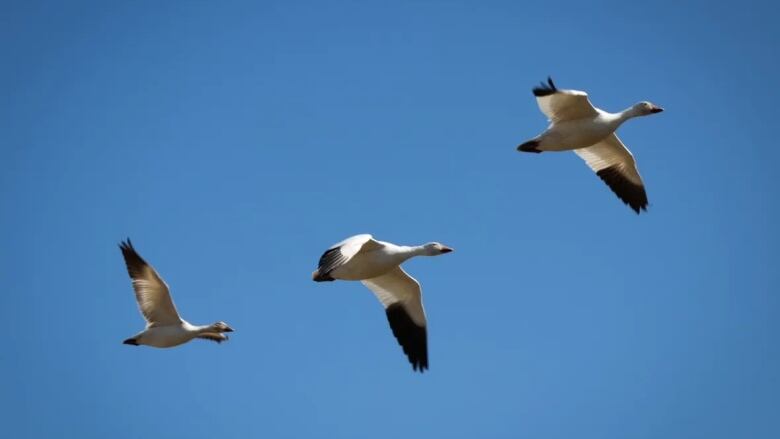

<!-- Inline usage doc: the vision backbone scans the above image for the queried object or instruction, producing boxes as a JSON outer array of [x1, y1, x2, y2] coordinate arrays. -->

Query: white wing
[[119, 240, 182, 326], [313, 234, 383, 281], [574, 133, 649, 213], [533, 77, 599, 122], [362, 266, 428, 371]]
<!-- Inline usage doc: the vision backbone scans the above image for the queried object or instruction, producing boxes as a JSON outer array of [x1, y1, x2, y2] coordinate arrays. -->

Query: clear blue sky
[[2, 1, 778, 437]]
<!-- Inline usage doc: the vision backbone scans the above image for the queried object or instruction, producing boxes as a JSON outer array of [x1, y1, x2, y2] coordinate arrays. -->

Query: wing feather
[[533, 77, 599, 122], [574, 134, 648, 213], [314, 234, 382, 281], [362, 267, 428, 372], [118, 240, 182, 326]]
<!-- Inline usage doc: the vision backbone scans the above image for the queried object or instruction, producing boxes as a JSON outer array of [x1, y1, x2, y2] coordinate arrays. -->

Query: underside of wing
[[119, 239, 182, 326], [533, 77, 599, 122], [385, 303, 428, 372], [362, 267, 428, 372], [574, 134, 648, 213]]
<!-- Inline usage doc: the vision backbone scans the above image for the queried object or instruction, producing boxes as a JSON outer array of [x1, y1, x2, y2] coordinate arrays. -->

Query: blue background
[[2, 1, 778, 437]]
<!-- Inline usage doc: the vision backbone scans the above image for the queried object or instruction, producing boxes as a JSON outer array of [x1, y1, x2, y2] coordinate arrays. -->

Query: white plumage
[[312, 234, 453, 372], [119, 239, 234, 348], [517, 77, 663, 213]]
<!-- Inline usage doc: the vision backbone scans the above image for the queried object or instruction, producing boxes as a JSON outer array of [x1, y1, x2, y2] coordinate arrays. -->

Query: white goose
[[517, 77, 663, 213], [312, 234, 453, 372], [119, 239, 234, 348]]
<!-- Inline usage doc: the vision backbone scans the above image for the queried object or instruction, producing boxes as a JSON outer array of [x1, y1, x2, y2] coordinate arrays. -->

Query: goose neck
[[398, 245, 432, 258], [186, 323, 213, 334], [616, 106, 640, 125]]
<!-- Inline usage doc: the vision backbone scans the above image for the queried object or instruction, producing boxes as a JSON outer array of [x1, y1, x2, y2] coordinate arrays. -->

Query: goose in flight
[[312, 234, 454, 372], [119, 239, 234, 348], [517, 77, 663, 213]]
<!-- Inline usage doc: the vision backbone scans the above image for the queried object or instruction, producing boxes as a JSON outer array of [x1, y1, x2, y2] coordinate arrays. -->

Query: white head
[[421, 242, 454, 256], [631, 101, 664, 116]]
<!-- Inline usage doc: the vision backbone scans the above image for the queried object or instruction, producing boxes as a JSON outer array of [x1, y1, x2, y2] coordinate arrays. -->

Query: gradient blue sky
[[2, 1, 778, 438]]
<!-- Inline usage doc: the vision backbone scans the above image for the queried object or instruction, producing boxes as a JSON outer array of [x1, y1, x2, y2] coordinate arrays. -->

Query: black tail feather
[[312, 269, 335, 282], [517, 140, 542, 153]]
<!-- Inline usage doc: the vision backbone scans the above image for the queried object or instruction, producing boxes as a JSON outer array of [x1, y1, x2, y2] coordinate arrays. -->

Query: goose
[[312, 234, 454, 372], [517, 77, 663, 213], [119, 239, 234, 348]]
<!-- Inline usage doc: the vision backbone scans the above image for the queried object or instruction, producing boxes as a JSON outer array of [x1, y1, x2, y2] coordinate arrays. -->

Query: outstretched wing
[[313, 234, 383, 281], [533, 77, 599, 122], [574, 134, 649, 213], [118, 239, 182, 326], [362, 267, 428, 372]]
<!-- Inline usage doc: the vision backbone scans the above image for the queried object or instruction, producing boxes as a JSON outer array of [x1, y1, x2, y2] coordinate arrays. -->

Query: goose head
[[209, 321, 234, 333], [632, 101, 664, 116], [421, 242, 454, 256]]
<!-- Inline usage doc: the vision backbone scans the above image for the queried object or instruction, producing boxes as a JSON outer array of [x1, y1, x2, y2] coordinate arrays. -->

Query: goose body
[[320, 236, 417, 280], [119, 239, 233, 348], [312, 234, 453, 372], [517, 77, 663, 213], [536, 113, 622, 151], [123, 322, 230, 348]]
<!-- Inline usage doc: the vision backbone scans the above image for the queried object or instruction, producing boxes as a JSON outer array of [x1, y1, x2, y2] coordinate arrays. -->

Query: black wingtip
[[119, 238, 133, 251], [532, 76, 558, 97], [123, 338, 139, 346], [385, 304, 429, 373], [311, 269, 335, 282], [118, 238, 140, 261], [314, 247, 346, 283], [517, 140, 542, 153], [118, 238, 149, 279], [596, 166, 649, 214]]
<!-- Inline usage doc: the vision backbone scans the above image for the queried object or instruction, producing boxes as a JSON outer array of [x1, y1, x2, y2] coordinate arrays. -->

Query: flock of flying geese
[[119, 78, 663, 372]]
